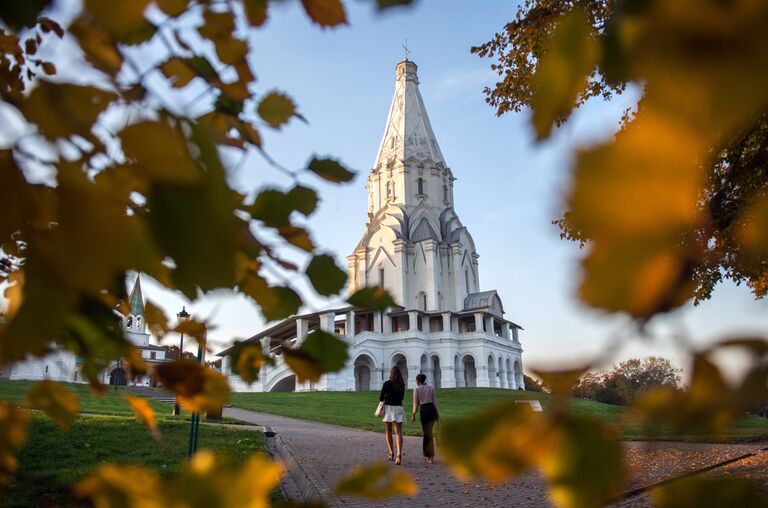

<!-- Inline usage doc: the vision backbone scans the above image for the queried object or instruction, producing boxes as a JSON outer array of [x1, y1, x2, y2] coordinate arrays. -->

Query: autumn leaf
[[348, 287, 397, 311], [160, 57, 196, 88], [229, 343, 272, 384], [307, 156, 355, 183], [335, 462, 417, 499], [76, 464, 165, 508], [301, 0, 347, 28], [243, 0, 268, 27], [156, 0, 188, 18], [83, 0, 155, 44], [531, 8, 598, 139], [156, 360, 230, 413], [69, 16, 123, 75], [26, 380, 79, 430], [278, 225, 314, 252], [120, 120, 201, 184], [257, 92, 296, 129], [123, 394, 160, 441], [305, 254, 346, 296]]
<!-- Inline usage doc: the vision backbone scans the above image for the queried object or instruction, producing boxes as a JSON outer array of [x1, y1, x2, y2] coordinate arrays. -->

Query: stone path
[[222, 408, 766, 507]]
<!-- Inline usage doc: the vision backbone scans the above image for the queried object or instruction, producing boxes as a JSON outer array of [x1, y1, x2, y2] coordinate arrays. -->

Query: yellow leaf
[[70, 16, 123, 74], [301, 0, 347, 28], [244, 0, 268, 27], [174, 450, 283, 508], [123, 395, 159, 441], [156, 0, 188, 17], [335, 462, 417, 499], [278, 225, 314, 252], [143, 301, 170, 340], [26, 380, 79, 430], [0, 402, 28, 486], [230, 344, 269, 384], [257, 91, 295, 129], [531, 8, 599, 139], [155, 361, 230, 413], [76, 464, 165, 508]]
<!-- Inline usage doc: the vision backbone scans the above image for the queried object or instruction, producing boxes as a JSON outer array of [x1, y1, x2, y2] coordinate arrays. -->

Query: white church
[[220, 59, 524, 392], [1, 276, 169, 386]]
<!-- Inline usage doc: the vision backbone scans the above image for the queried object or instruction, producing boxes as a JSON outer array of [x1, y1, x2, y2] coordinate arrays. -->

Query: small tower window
[[443, 185, 448, 202], [126, 316, 133, 328], [390, 137, 395, 148], [420, 292, 427, 311], [379, 267, 385, 288], [465, 269, 470, 293], [417, 178, 424, 195]]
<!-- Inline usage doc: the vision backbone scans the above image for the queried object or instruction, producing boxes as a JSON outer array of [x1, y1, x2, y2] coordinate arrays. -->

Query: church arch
[[354, 354, 375, 391], [270, 374, 296, 392], [420, 353, 429, 380], [514, 360, 523, 390], [391, 353, 409, 387], [462, 354, 477, 388], [431, 355, 441, 388], [109, 366, 127, 386], [487, 354, 497, 388]]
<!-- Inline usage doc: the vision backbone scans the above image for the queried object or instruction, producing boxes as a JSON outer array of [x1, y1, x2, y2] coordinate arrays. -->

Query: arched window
[[387, 181, 392, 198], [443, 184, 448, 202], [417, 178, 424, 195], [126, 316, 133, 328]]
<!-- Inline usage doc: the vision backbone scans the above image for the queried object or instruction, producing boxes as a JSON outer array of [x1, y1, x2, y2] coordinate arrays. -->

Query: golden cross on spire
[[402, 39, 410, 61]]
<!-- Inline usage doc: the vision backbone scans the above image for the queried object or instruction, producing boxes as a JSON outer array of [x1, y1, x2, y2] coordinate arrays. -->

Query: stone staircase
[[126, 386, 176, 404]]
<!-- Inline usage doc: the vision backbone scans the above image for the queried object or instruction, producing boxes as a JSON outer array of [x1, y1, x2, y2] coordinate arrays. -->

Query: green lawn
[[6, 414, 270, 508], [229, 388, 768, 441], [0, 380, 173, 416]]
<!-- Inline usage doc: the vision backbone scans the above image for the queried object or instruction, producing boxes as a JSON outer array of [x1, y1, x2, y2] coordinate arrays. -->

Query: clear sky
[[6, 0, 767, 378]]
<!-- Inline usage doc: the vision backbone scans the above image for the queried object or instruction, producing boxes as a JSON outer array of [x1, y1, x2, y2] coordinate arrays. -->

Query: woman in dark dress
[[410, 373, 438, 463], [379, 366, 406, 464]]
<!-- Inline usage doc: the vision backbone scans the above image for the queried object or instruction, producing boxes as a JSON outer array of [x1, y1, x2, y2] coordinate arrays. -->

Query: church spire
[[374, 60, 446, 169], [128, 274, 144, 317]]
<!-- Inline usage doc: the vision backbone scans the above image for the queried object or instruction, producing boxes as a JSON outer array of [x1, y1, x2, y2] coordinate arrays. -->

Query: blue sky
[[5, 0, 766, 377]]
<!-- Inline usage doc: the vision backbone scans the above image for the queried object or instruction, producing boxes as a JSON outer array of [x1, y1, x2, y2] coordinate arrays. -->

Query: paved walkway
[[223, 408, 765, 507]]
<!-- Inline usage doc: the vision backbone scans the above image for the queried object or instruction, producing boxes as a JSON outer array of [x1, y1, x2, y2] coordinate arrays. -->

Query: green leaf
[[26, 380, 79, 430], [240, 272, 301, 321], [120, 120, 201, 184], [306, 254, 346, 296], [335, 462, 417, 499], [300, 0, 347, 28], [307, 157, 355, 183], [257, 92, 295, 129], [283, 330, 349, 382], [348, 287, 396, 311], [229, 342, 272, 384], [531, 8, 598, 139], [288, 185, 318, 216]]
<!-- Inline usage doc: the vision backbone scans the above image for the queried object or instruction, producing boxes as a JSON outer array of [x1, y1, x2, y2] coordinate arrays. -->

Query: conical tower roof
[[374, 60, 446, 168], [128, 275, 144, 316]]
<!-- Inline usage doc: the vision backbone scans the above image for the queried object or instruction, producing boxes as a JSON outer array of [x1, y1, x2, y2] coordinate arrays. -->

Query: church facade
[[1, 276, 169, 386], [220, 60, 524, 392]]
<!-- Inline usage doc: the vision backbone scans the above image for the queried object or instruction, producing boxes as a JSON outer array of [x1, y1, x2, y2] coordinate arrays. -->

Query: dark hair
[[416, 373, 427, 385], [389, 366, 405, 392]]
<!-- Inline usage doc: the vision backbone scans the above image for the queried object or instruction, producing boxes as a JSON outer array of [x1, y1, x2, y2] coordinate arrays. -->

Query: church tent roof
[[128, 275, 144, 316]]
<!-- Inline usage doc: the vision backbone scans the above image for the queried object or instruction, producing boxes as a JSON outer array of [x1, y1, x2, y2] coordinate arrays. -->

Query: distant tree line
[[572, 357, 682, 405]]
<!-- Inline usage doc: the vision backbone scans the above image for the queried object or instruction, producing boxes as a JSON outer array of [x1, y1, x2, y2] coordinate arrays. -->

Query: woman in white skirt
[[379, 366, 406, 464]]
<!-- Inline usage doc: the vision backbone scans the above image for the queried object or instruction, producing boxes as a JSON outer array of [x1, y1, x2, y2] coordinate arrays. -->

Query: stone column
[[373, 311, 382, 333], [474, 313, 484, 333], [345, 310, 355, 338], [382, 309, 392, 334], [512, 327, 520, 343], [319, 312, 335, 333], [502, 322, 511, 340], [442, 312, 451, 332], [489, 316, 495, 336], [408, 311, 418, 331], [295, 318, 308, 345]]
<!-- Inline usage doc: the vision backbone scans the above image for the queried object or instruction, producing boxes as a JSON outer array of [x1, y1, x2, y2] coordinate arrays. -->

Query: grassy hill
[[229, 388, 768, 442]]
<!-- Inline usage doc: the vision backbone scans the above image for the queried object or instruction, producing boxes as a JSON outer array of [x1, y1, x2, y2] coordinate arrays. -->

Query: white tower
[[347, 60, 480, 312], [124, 275, 150, 347]]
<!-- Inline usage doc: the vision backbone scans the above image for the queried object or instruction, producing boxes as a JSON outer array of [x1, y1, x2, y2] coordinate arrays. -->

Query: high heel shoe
[[387, 452, 393, 462], [395, 453, 402, 465]]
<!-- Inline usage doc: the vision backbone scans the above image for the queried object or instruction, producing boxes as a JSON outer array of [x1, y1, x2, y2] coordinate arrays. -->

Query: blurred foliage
[[1, 0, 767, 507], [572, 357, 682, 405]]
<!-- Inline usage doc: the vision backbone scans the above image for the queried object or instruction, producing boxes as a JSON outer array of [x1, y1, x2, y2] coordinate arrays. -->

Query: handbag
[[374, 401, 385, 417]]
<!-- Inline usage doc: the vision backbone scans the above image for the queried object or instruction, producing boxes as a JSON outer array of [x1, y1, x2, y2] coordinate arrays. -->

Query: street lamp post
[[173, 306, 190, 416], [187, 334, 205, 459]]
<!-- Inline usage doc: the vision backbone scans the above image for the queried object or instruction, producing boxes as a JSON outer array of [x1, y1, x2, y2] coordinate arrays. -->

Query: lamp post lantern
[[173, 306, 191, 416]]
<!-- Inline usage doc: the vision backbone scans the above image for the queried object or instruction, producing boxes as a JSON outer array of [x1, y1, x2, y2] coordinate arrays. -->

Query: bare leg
[[385, 421, 394, 459], [394, 421, 403, 463]]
